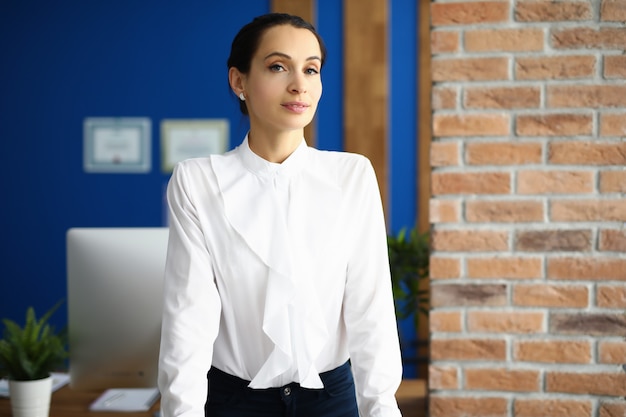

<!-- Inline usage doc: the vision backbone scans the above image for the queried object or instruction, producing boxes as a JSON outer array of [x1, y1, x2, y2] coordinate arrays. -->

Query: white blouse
[[158, 136, 403, 417]]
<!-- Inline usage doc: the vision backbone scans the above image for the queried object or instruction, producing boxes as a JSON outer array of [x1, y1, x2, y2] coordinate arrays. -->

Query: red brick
[[514, 398, 592, 417], [429, 366, 459, 390], [430, 256, 461, 279], [598, 340, 626, 364], [601, 0, 626, 22], [430, 338, 506, 361], [546, 372, 626, 396], [514, 340, 592, 364], [430, 142, 459, 166], [466, 368, 540, 392], [465, 86, 540, 109], [467, 257, 543, 280], [431, 1, 509, 26], [548, 257, 626, 281], [518, 170, 594, 194], [431, 30, 460, 53], [551, 312, 626, 336], [597, 285, 626, 308], [517, 113, 592, 136], [552, 27, 626, 50], [599, 401, 626, 417], [465, 28, 543, 52], [429, 311, 462, 333], [430, 199, 461, 223], [466, 200, 543, 223], [551, 199, 626, 222], [516, 1, 593, 22], [432, 230, 509, 252], [547, 84, 626, 108], [549, 141, 626, 165], [430, 396, 508, 417], [600, 112, 626, 136], [604, 55, 626, 78], [516, 229, 592, 252], [432, 283, 507, 307], [466, 142, 542, 165], [515, 55, 596, 80], [513, 284, 588, 308], [433, 114, 510, 136], [599, 229, 626, 252], [432, 57, 509, 82], [432, 86, 457, 109], [600, 171, 626, 193], [431, 172, 511, 195], [467, 311, 545, 334]]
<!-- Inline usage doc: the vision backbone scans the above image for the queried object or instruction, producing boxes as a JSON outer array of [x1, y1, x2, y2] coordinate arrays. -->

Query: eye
[[305, 67, 320, 75], [269, 64, 285, 72]]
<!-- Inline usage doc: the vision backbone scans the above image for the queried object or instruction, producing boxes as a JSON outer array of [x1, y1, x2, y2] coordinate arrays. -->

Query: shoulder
[[306, 148, 382, 214], [174, 157, 211, 172], [173, 146, 241, 178], [170, 157, 211, 184], [307, 148, 375, 180]]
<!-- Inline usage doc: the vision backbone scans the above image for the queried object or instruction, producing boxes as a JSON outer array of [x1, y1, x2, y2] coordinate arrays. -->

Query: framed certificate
[[160, 119, 229, 173], [83, 117, 151, 173]]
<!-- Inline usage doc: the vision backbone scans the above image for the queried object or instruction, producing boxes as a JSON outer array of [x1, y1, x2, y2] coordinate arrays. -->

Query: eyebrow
[[264, 51, 322, 62]]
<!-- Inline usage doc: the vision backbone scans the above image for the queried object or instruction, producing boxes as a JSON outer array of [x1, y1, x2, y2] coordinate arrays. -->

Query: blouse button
[[283, 387, 291, 396]]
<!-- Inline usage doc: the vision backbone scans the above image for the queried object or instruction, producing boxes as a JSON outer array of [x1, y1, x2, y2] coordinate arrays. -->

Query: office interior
[[0, 0, 424, 382]]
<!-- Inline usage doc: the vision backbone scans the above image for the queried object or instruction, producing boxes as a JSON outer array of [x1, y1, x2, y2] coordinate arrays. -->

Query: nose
[[289, 72, 307, 94]]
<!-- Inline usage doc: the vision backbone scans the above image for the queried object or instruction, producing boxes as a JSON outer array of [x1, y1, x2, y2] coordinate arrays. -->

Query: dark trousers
[[205, 361, 359, 417]]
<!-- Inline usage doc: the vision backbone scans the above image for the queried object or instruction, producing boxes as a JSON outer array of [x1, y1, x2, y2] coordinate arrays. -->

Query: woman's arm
[[343, 158, 403, 417], [158, 162, 222, 417]]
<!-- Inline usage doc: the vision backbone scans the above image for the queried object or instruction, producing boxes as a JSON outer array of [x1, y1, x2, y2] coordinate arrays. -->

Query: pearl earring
[[239, 92, 245, 101]]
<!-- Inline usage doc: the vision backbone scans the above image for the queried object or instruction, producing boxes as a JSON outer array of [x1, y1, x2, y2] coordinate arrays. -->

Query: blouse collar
[[239, 134, 308, 180]]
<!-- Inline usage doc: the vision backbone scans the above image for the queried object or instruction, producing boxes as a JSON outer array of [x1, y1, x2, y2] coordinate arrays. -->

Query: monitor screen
[[66, 227, 168, 390]]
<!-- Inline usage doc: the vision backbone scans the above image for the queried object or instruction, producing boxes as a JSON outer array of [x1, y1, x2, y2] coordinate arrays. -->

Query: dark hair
[[227, 13, 327, 115]]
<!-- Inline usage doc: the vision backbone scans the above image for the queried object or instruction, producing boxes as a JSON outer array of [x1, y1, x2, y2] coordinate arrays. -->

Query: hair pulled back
[[227, 13, 327, 115]]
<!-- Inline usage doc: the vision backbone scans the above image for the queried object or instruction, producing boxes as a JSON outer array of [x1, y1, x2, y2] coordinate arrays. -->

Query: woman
[[158, 13, 403, 417]]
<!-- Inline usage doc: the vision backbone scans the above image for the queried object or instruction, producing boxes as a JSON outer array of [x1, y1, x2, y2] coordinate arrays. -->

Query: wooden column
[[417, 0, 432, 379], [417, 0, 431, 234], [271, 0, 317, 147], [343, 0, 389, 213]]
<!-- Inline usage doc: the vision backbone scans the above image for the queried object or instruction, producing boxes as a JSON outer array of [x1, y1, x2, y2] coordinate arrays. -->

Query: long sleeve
[[158, 163, 222, 417], [343, 159, 403, 417], [157, 141, 403, 417]]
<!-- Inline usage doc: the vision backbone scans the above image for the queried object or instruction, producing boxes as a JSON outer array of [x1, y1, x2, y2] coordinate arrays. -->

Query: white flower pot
[[8, 376, 53, 417]]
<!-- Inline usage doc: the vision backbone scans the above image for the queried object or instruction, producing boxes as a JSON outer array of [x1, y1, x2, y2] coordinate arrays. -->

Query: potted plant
[[388, 227, 430, 329], [388, 227, 430, 377], [0, 301, 68, 417]]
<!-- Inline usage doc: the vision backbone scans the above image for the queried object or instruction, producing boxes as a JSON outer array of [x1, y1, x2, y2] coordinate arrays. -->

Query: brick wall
[[428, 1, 626, 416]]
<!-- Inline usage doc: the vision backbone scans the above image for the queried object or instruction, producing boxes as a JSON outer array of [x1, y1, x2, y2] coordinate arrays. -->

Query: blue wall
[[0, 0, 267, 325], [0, 0, 420, 376]]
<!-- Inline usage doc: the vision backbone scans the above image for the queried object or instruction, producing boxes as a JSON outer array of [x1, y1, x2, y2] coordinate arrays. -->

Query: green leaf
[[0, 300, 68, 380], [388, 227, 430, 329]]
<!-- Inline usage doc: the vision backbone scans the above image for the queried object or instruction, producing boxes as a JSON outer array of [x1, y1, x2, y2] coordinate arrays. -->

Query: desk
[[0, 386, 159, 417], [0, 380, 426, 417]]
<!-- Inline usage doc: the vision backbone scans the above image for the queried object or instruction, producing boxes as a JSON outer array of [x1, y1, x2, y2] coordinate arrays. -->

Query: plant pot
[[8, 376, 53, 417]]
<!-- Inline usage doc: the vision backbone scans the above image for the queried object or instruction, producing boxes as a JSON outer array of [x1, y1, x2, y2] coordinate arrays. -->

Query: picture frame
[[83, 117, 152, 173], [160, 119, 229, 173]]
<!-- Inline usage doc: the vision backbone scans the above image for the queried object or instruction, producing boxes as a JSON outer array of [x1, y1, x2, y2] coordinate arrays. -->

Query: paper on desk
[[90, 387, 160, 412], [0, 372, 70, 398]]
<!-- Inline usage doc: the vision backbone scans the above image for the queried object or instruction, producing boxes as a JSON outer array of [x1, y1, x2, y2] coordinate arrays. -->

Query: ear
[[228, 67, 246, 96]]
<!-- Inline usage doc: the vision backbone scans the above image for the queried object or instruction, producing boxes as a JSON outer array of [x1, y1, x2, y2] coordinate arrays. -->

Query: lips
[[281, 102, 310, 113]]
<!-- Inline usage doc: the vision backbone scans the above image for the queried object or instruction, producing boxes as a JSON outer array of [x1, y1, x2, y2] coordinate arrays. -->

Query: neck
[[247, 128, 304, 163]]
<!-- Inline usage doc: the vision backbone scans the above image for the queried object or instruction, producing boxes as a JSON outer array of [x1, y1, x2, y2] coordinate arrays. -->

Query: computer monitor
[[66, 227, 169, 390]]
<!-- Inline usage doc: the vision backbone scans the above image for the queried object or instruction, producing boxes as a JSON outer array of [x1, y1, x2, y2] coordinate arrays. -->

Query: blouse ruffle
[[210, 136, 342, 389]]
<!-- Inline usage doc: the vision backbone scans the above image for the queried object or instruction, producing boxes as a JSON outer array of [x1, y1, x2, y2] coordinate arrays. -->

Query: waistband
[[208, 361, 351, 391]]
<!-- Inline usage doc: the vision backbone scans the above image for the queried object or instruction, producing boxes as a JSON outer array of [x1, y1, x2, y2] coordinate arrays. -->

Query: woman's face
[[238, 24, 323, 135]]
